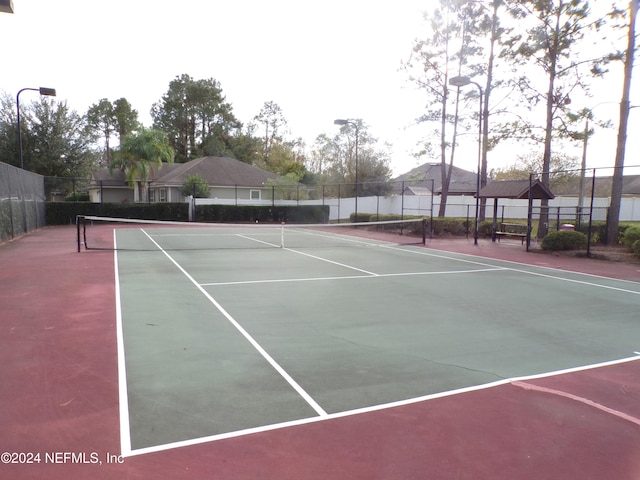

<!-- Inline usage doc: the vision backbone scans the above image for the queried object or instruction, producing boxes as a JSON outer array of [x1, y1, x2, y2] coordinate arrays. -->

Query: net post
[[280, 222, 285, 248], [422, 218, 427, 245], [76, 215, 83, 252]]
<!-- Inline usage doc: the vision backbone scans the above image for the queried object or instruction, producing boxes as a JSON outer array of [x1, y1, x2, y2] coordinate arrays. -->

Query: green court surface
[[112, 225, 640, 454]]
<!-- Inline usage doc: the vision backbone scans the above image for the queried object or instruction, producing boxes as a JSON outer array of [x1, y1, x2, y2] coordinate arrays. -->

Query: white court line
[[139, 228, 327, 416], [384, 245, 640, 295], [285, 226, 398, 248], [124, 354, 640, 457], [113, 232, 132, 455], [283, 247, 379, 276], [236, 233, 280, 247], [237, 232, 380, 276], [200, 267, 505, 287]]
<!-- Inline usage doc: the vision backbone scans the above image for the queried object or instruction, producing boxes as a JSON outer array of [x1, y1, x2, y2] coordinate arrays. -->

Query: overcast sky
[[1, 0, 638, 176]]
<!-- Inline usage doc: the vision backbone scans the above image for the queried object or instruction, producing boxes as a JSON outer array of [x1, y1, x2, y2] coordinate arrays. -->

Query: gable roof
[[92, 168, 129, 186], [392, 163, 479, 195], [154, 156, 280, 187], [478, 179, 554, 200], [622, 175, 640, 194], [93, 156, 281, 187], [552, 174, 640, 196]]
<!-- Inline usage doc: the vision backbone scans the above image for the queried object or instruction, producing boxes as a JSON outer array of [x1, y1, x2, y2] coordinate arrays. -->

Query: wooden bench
[[496, 223, 528, 244]]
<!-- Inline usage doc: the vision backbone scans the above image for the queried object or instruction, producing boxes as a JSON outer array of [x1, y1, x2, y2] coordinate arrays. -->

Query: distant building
[[391, 163, 480, 196], [551, 174, 640, 198], [89, 156, 281, 203]]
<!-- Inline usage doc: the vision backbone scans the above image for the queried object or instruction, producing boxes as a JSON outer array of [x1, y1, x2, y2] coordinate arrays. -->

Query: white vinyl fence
[[196, 194, 640, 222]]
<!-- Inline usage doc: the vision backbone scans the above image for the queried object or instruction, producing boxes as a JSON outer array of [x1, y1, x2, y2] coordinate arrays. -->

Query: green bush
[[575, 221, 606, 244], [179, 174, 211, 198], [431, 217, 470, 236], [621, 226, 640, 250], [350, 212, 374, 223], [478, 220, 494, 237], [632, 240, 640, 258], [64, 192, 90, 202], [541, 230, 588, 251]]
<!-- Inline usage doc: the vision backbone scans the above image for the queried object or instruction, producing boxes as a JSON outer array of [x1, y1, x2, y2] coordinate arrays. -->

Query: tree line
[[0, 73, 392, 197], [404, 0, 637, 243]]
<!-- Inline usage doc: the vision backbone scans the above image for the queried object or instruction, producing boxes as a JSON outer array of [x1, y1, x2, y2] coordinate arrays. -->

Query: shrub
[[478, 220, 494, 237], [541, 230, 588, 251], [179, 174, 210, 198], [350, 212, 374, 223], [633, 240, 640, 258], [431, 217, 470, 236], [64, 192, 90, 202], [575, 221, 606, 244], [621, 226, 640, 251]]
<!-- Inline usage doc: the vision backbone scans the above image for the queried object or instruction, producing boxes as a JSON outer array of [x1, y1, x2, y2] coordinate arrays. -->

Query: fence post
[[337, 184, 341, 223], [526, 174, 533, 252], [466, 204, 471, 238], [401, 181, 405, 220], [587, 169, 596, 255]]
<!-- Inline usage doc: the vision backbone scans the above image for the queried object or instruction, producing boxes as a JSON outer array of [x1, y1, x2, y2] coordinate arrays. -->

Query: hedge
[[46, 202, 190, 225], [194, 205, 329, 223], [46, 202, 329, 225]]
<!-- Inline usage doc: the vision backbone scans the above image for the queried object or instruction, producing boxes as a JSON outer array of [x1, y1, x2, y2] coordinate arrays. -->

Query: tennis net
[[76, 215, 427, 252]]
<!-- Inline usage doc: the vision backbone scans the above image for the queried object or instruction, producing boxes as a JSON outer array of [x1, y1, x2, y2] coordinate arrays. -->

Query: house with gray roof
[[392, 162, 480, 196], [89, 156, 282, 203]]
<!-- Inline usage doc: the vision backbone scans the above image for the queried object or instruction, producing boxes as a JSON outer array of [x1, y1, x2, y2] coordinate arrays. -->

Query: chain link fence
[[0, 161, 46, 242]]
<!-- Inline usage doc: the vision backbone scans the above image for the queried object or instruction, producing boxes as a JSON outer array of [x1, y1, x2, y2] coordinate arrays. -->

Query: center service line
[[140, 229, 328, 417], [238, 233, 379, 276]]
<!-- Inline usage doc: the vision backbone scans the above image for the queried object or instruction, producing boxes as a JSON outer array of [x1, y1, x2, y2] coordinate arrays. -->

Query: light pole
[[17, 87, 57, 169], [449, 75, 483, 245], [334, 119, 359, 221]]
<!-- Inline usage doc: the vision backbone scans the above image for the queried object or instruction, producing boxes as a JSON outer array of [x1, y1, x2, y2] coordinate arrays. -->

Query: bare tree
[[254, 101, 288, 167], [503, 0, 605, 239], [606, 0, 638, 245]]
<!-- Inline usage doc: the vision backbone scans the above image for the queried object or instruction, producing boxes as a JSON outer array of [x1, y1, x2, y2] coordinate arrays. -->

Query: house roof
[[93, 156, 281, 188], [478, 179, 555, 200], [154, 156, 280, 187], [392, 163, 479, 195], [92, 168, 129, 186], [553, 174, 640, 197]]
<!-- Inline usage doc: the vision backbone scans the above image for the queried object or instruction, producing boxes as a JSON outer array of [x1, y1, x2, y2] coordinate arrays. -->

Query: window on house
[[149, 190, 155, 202], [250, 190, 261, 200], [159, 188, 167, 202]]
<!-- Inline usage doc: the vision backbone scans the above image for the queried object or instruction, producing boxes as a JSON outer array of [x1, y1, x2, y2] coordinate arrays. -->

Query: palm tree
[[111, 128, 174, 201]]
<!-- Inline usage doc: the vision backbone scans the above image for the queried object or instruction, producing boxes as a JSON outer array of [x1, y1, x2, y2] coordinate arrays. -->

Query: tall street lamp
[[17, 87, 57, 169], [334, 119, 359, 221], [449, 75, 483, 245]]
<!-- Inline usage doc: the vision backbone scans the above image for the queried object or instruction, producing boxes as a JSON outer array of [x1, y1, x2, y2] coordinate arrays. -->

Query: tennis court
[[83, 218, 640, 456], [3, 222, 640, 479]]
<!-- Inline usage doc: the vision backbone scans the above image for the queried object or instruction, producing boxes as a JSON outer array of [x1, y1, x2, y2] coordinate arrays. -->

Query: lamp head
[[334, 119, 348, 126], [39, 87, 56, 96], [448, 75, 472, 87]]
